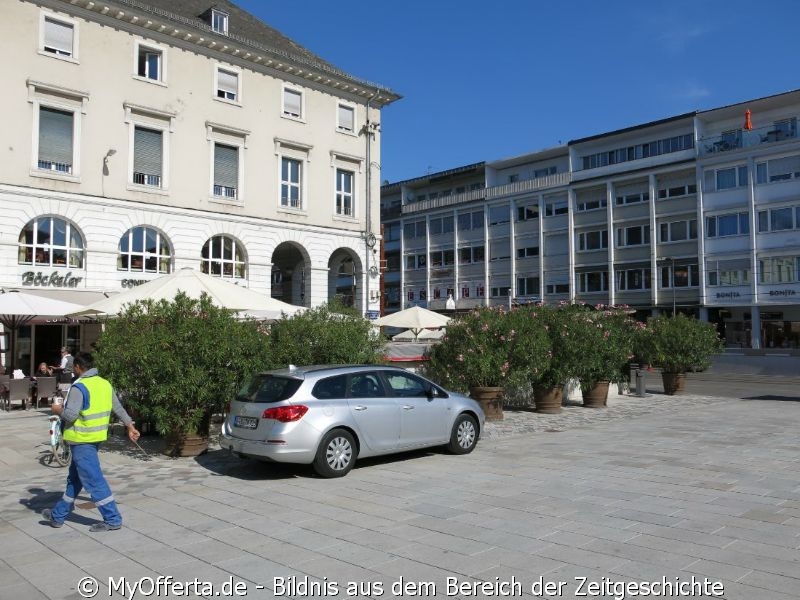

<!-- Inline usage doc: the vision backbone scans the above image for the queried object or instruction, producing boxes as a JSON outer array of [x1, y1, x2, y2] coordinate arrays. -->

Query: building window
[[705, 165, 748, 191], [759, 257, 798, 284], [533, 166, 557, 178], [577, 271, 608, 293], [213, 143, 239, 199], [42, 15, 74, 58], [616, 224, 650, 247], [577, 229, 608, 251], [216, 67, 239, 102], [18, 217, 84, 268], [706, 213, 748, 238], [659, 219, 698, 242], [489, 205, 510, 225], [118, 226, 171, 273], [211, 9, 229, 35], [661, 264, 699, 288], [132, 126, 163, 188], [516, 204, 539, 221], [335, 169, 354, 216], [545, 283, 569, 294], [516, 245, 539, 258], [576, 197, 607, 212], [706, 265, 750, 286], [281, 157, 302, 208], [544, 199, 568, 216], [508, 174, 519, 183], [616, 268, 651, 291], [489, 240, 510, 261], [283, 88, 303, 119], [757, 206, 800, 233], [201, 235, 245, 278], [337, 103, 355, 133], [457, 210, 484, 231], [658, 183, 697, 199], [755, 155, 800, 184], [580, 133, 693, 170], [37, 106, 74, 174], [615, 191, 648, 206], [136, 45, 163, 82], [517, 276, 539, 296]]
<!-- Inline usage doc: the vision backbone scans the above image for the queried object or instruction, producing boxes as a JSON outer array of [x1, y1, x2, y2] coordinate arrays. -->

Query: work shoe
[[41, 508, 63, 528], [89, 522, 121, 532]]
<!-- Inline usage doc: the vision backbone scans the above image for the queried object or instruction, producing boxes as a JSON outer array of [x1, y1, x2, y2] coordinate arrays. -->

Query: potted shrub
[[94, 293, 273, 456], [425, 307, 513, 420], [570, 305, 637, 407], [638, 314, 725, 395]]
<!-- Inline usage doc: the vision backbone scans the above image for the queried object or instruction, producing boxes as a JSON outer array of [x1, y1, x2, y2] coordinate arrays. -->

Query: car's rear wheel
[[447, 414, 478, 454], [313, 429, 356, 477]]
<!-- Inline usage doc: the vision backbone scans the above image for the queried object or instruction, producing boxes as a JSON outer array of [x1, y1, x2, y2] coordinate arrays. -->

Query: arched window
[[118, 226, 172, 273], [18, 216, 84, 268], [201, 235, 246, 278]]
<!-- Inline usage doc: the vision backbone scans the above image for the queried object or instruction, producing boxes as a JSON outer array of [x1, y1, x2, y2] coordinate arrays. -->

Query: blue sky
[[238, 0, 800, 184]]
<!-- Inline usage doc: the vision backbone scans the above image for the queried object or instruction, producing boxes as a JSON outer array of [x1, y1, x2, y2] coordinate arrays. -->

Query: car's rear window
[[237, 375, 302, 403]]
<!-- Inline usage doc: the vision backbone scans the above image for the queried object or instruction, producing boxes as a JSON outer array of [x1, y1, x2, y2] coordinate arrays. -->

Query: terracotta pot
[[661, 372, 686, 395], [163, 431, 209, 457], [533, 386, 563, 414], [582, 380, 610, 408], [469, 386, 504, 421]]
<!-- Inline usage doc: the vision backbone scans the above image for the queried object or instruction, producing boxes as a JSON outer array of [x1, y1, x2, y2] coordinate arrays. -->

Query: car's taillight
[[262, 405, 308, 422]]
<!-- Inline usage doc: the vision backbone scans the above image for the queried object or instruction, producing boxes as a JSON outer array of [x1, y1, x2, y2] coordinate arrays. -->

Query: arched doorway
[[328, 249, 362, 308], [271, 242, 310, 307]]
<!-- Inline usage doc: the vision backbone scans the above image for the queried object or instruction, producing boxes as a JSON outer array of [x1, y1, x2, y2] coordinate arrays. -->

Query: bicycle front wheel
[[52, 440, 71, 467]]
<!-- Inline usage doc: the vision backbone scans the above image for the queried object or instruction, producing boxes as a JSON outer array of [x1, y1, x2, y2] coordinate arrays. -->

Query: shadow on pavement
[[741, 394, 800, 402]]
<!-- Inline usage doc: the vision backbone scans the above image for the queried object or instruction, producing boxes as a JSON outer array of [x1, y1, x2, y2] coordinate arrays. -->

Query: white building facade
[[381, 90, 800, 351], [1, 0, 399, 372]]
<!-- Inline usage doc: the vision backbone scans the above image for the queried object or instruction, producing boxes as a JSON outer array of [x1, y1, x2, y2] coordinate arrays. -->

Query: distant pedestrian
[[51, 346, 74, 383], [42, 351, 140, 532]]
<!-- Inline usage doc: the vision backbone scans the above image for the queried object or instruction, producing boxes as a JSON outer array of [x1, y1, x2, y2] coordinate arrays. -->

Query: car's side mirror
[[425, 386, 437, 399]]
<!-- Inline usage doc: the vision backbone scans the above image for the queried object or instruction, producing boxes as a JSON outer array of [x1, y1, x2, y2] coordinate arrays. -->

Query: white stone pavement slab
[[0, 391, 798, 599]]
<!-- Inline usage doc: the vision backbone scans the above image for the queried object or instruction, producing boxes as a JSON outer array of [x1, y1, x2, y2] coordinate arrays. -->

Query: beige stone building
[[0, 0, 399, 371]]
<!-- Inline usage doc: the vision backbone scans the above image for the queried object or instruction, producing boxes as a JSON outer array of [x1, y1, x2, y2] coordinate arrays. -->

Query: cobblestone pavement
[[1, 389, 798, 600]]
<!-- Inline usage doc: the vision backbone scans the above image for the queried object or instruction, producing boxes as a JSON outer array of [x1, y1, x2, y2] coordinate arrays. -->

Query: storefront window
[[201, 235, 246, 278], [118, 226, 172, 273], [18, 217, 84, 267]]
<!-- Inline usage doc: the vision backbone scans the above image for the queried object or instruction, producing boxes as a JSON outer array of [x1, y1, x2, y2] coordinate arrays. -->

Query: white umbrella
[[392, 327, 445, 342], [0, 290, 85, 370], [373, 305, 451, 341], [69, 268, 305, 319]]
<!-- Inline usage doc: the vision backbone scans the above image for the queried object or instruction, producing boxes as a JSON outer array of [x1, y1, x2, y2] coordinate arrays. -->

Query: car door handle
[[353, 405, 367, 411], [402, 405, 414, 410]]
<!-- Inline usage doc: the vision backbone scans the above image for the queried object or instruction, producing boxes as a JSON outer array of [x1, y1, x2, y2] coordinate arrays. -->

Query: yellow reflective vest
[[62, 375, 113, 444]]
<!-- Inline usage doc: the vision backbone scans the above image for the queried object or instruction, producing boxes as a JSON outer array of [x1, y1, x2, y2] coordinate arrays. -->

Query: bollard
[[635, 367, 646, 397]]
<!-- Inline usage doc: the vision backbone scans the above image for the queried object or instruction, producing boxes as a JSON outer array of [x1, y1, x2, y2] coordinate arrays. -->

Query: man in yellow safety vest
[[42, 351, 140, 531]]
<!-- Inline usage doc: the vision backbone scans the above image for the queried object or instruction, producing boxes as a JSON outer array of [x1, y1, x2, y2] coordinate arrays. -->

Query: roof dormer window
[[211, 9, 229, 35]]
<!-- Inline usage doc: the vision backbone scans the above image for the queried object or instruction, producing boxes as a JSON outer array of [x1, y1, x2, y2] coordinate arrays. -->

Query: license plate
[[234, 416, 258, 429]]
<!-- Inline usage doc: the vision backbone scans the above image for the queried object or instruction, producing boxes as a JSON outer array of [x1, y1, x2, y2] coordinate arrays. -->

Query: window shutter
[[338, 105, 354, 131], [284, 90, 302, 116], [39, 107, 73, 166], [133, 127, 162, 176], [214, 144, 238, 188], [44, 18, 73, 55], [217, 70, 238, 97]]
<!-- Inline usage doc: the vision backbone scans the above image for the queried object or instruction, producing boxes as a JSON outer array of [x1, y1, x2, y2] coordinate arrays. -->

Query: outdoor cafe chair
[[34, 376, 58, 409], [0, 375, 9, 410], [7, 378, 31, 410]]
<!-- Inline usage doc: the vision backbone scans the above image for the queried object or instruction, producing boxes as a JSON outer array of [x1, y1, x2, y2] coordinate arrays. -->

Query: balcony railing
[[401, 172, 571, 214], [699, 121, 798, 156], [38, 160, 72, 174], [213, 184, 237, 199], [134, 172, 162, 187]]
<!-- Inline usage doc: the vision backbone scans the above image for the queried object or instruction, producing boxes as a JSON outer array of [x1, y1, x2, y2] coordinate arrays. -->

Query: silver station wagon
[[220, 365, 485, 477]]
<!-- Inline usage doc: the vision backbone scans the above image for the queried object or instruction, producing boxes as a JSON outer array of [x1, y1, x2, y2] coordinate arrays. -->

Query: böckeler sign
[[21, 271, 84, 288]]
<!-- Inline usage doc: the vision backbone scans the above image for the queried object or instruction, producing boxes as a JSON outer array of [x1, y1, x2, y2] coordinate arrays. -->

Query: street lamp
[[659, 257, 676, 316]]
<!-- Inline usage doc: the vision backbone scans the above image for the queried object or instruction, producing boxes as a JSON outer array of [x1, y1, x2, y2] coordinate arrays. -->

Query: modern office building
[[1, 0, 399, 372], [381, 90, 800, 350]]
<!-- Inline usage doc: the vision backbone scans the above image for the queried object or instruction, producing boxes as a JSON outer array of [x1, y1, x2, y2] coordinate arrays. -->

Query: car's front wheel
[[313, 429, 356, 477], [447, 414, 478, 454]]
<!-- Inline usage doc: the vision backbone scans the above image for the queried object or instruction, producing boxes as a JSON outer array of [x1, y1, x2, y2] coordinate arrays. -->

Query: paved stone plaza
[[1, 389, 798, 599]]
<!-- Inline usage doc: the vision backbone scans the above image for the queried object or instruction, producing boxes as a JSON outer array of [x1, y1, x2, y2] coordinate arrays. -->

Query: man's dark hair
[[73, 351, 95, 371]]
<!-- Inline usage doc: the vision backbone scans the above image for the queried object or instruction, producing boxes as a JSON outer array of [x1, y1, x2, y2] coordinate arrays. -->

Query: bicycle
[[48, 413, 71, 467]]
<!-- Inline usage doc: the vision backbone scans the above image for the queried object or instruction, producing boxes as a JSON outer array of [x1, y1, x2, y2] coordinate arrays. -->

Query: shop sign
[[715, 291, 741, 299], [121, 279, 148, 288], [21, 271, 83, 288], [768, 289, 797, 297]]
